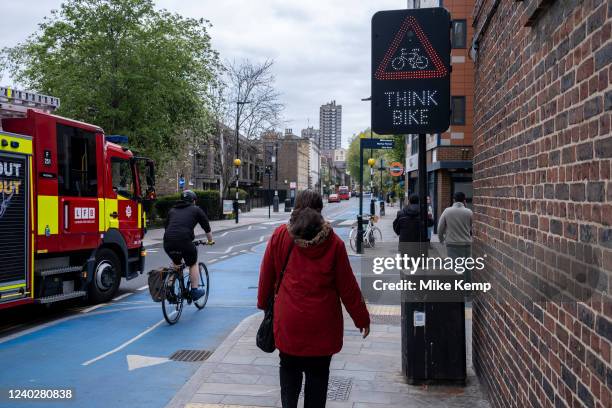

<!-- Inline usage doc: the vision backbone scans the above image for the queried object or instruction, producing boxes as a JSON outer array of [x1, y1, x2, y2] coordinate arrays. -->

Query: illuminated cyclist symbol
[[391, 48, 429, 71], [0, 188, 15, 219]]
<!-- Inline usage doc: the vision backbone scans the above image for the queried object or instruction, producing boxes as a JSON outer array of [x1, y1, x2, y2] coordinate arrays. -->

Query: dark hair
[[289, 207, 324, 240], [289, 190, 324, 240], [409, 194, 419, 204], [453, 192, 466, 202], [293, 189, 323, 212]]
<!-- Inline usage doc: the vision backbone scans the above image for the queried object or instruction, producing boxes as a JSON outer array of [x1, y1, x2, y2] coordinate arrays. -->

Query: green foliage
[[346, 129, 395, 186], [3, 0, 220, 166], [227, 188, 248, 200], [154, 190, 222, 220]]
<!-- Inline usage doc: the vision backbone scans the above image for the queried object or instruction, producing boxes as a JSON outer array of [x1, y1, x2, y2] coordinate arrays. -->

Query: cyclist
[[163, 190, 214, 301]]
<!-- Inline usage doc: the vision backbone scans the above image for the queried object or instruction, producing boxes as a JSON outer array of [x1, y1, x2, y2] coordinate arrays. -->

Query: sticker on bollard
[[413, 311, 425, 327]]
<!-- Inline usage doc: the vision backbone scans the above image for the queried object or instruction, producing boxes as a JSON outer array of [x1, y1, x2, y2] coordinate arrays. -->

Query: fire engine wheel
[[89, 248, 121, 303]]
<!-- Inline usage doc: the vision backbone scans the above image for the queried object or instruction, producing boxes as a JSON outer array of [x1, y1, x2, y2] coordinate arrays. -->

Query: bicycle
[[349, 214, 383, 252], [391, 48, 429, 71], [161, 240, 213, 325]]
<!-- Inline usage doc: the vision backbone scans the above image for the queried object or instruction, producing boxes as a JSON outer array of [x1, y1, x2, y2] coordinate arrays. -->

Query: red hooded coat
[[257, 223, 370, 356]]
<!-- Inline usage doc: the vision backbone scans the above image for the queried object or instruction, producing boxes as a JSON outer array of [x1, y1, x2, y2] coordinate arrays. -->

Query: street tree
[[2, 0, 220, 166], [224, 59, 284, 140]]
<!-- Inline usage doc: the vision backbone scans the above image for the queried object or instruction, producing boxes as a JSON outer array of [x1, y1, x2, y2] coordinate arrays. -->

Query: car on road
[[328, 193, 340, 203]]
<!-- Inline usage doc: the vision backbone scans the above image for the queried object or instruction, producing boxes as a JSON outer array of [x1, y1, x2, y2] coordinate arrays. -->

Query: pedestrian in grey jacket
[[438, 192, 473, 279]]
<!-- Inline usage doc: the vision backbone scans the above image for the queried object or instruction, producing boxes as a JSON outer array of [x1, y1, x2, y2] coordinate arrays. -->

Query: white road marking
[[338, 219, 355, 226], [112, 293, 133, 302], [262, 220, 286, 225], [127, 354, 170, 371], [137, 285, 148, 291], [209, 258, 218, 263], [82, 319, 166, 366], [80, 303, 107, 313], [147, 249, 158, 253]]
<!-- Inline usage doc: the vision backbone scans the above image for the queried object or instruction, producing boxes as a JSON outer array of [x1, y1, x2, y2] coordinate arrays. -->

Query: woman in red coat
[[258, 190, 370, 408]]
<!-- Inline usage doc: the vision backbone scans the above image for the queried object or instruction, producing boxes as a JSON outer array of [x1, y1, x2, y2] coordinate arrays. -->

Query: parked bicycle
[[349, 214, 383, 252], [391, 48, 429, 71], [161, 240, 213, 325]]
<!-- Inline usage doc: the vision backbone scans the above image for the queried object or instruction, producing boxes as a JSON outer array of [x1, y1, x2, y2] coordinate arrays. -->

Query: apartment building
[[319, 100, 342, 150]]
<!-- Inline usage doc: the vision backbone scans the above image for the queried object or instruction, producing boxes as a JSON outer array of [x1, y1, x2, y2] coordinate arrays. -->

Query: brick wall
[[471, 1, 611, 407]]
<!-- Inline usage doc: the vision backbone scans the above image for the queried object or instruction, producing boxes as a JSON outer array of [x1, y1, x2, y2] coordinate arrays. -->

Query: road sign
[[361, 138, 395, 150], [389, 161, 404, 177], [372, 8, 451, 135]]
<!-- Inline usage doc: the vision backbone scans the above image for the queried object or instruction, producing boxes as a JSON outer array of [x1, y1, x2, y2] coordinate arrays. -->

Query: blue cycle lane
[[0, 243, 267, 408]]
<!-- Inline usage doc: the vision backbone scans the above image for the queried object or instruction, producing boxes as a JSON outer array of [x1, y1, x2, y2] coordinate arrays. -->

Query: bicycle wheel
[[349, 227, 358, 252], [391, 57, 405, 70], [162, 271, 183, 325], [372, 226, 383, 243], [194, 262, 210, 310]]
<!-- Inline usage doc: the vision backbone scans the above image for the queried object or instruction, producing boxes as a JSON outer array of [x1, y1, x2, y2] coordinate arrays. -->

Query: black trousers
[[279, 353, 332, 408]]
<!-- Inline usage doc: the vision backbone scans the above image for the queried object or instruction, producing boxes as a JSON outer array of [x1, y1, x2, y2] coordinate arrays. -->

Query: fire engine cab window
[[111, 159, 134, 199], [56, 124, 97, 197]]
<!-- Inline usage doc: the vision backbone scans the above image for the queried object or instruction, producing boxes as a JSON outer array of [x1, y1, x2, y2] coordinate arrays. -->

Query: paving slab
[[166, 305, 490, 408]]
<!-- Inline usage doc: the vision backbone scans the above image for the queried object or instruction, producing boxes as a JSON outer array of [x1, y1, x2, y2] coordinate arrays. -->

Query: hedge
[[227, 188, 248, 200], [154, 190, 222, 220]]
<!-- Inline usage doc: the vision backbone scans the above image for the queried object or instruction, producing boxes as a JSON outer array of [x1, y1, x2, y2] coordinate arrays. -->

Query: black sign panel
[[0, 153, 28, 284], [372, 8, 451, 134], [361, 138, 395, 150]]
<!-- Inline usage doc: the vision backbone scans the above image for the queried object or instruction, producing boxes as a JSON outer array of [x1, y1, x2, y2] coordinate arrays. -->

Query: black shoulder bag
[[256, 244, 294, 353]]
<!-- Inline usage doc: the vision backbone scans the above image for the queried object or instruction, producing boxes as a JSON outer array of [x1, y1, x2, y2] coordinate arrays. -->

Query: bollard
[[273, 195, 279, 212], [380, 200, 385, 216]]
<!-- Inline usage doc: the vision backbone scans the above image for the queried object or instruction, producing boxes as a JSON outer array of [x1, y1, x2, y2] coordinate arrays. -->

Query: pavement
[[165, 199, 491, 408]]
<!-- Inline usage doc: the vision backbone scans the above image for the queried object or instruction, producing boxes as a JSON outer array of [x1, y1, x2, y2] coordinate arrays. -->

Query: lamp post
[[234, 100, 250, 223], [368, 158, 376, 215], [378, 158, 385, 200], [265, 165, 272, 218], [273, 141, 279, 212]]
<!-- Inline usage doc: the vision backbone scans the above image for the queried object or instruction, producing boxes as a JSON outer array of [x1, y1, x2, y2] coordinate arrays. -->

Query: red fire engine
[[0, 87, 155, 309]]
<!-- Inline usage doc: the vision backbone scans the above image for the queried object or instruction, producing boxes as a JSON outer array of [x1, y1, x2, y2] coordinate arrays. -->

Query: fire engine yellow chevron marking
[[37, 195, 58, 235]]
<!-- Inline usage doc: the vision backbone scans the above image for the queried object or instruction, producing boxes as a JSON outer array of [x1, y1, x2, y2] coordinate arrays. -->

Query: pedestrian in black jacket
[[393, 194, 425, 243]]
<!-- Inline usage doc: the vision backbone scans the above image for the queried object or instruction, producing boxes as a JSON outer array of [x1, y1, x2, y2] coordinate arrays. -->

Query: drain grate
[[169, 349, 212, 362], [300, 376, 353, 401], [371, 314, 402, 325]]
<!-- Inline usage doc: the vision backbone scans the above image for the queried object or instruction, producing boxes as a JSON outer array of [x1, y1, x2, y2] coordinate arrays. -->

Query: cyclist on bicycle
[[163, 190, 214, 301]]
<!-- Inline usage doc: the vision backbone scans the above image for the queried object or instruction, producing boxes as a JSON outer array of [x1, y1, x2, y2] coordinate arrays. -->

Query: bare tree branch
[[225, 59, 284, 140]]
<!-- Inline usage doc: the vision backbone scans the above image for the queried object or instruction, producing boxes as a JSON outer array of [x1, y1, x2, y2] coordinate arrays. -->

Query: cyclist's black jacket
[[163, 202, 211, 242]]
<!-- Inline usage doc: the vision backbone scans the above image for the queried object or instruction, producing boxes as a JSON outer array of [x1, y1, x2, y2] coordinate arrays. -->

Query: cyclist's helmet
[[181, 190, 197, 203]]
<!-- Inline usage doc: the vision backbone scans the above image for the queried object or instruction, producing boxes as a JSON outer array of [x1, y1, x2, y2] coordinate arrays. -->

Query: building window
[[411, 135, 419, 155], [56, 124, 97, 197], [451, 96, 466, 125], [451, 20, 467, 49]]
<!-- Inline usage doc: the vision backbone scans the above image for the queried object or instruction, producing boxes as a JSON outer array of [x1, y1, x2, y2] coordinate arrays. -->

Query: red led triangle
[[375, 16, 448, 80]]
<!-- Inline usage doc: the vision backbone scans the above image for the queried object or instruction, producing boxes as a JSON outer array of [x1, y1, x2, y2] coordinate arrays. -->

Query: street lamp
[[272, 141, 279, 212], [368, 157, 376, 216], [234, 100, 250, 223]]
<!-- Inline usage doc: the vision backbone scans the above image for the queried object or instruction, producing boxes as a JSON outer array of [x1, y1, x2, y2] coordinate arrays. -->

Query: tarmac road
[[0, 197, 360, 408]]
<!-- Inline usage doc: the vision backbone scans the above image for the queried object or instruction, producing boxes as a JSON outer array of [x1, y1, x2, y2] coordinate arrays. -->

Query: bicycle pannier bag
[[147, 268, 165, 302]]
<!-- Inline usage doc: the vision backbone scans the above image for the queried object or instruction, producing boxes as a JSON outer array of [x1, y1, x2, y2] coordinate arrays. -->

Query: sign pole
[[418, 133, 428, 246], [357, 141, 364, 254]]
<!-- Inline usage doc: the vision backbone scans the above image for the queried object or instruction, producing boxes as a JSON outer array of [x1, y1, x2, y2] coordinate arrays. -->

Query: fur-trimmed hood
[[288, 221, 332, 248]]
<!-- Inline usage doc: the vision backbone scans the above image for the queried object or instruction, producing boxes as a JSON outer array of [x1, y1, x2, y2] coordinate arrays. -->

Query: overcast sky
[[0, 0, 410, 147]]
